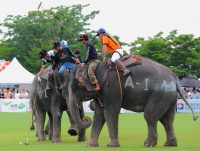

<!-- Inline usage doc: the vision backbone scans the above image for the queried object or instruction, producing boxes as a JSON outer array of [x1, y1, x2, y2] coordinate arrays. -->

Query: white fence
[[0, 99, 199, 113]]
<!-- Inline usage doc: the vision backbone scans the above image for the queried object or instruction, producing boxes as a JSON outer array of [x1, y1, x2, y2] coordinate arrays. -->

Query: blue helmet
[[96, 28, 106, 36], [60, 40, 68, 47]]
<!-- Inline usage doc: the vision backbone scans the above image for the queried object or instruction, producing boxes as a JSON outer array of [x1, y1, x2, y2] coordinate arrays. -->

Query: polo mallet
[[37, 2, 79, 39], [24, 85, 39, 145], [72, 57, 81, 64]]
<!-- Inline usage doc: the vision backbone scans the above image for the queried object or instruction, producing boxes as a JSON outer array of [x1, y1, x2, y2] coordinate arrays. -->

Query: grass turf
[[0, 112, 199, 151]]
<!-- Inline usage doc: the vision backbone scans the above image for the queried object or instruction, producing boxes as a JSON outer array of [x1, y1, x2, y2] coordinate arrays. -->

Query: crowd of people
[[179, 88, 200, 99], [0, 88, 29, 99]]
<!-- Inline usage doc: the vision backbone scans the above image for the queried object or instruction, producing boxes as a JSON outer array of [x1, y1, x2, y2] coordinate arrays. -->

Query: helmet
[[60, 40, 68, 47], [52, 42, 61, 49], [96, 28, 106, 36], [39, 50, 47, 59], [78, 34, 88, 41]]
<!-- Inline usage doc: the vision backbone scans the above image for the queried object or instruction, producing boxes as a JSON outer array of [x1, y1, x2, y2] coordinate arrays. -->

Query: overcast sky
[[0, 0, 200, 46]]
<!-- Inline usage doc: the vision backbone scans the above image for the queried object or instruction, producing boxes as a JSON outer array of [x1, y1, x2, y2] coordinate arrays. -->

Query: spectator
[[197, 89, 200, 99], [15, 89, 22, 99], [187, 88, 193, 99], [182, 89, 188, 99], [0, 89, 4, 99], [4, 90, 11, 99], [74, 49, 83, 63], [190, 89, 198, 99], [16, 87, 20, 93], [20, 89, 29, 99]]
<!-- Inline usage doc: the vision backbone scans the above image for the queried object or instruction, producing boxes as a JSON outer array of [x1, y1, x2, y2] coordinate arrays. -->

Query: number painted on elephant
[[161, 80, 176, 91], [144, 78, 149, 90], [161, 80, 167, 90], [125, 75, 134, 88]]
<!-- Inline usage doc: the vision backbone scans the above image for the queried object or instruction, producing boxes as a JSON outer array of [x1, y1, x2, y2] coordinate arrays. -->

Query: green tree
[[129, 30, 200, 79], [0, 4, 100, 74]]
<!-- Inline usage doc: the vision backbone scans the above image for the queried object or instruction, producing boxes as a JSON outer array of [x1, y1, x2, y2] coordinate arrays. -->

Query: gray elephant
[[30, 68, 87, 143], [67, 57, 197, 147]]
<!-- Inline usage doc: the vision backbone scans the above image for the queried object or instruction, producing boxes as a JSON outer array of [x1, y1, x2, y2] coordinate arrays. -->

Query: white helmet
[[60, 40, 68, 47]]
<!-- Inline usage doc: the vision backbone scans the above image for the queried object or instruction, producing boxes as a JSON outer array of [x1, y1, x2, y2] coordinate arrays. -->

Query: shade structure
[[180, 76, 200, 87], [0, 57, 35, 91]]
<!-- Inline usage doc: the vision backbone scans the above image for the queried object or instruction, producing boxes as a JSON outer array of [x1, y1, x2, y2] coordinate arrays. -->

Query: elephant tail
[[176, 81, 198, 121]]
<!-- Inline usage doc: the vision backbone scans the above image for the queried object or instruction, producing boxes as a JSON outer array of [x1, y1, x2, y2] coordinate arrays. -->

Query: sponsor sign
[[1, 99, 29, 112], [177, 99, 200, 113]]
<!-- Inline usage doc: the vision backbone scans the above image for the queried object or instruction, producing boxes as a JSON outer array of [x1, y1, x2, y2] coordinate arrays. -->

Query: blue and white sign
[[177, 99, 200, 113]]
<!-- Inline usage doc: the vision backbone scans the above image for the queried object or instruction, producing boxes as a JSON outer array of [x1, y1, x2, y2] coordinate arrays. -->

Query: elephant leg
[[86, 101, 106, 147], [66, 110, 79, 136], [103, 101, 120, 147], [77, 105, 88, 142], [159, 102, 177, 147], [36, 109, 47, 142], [47, 112, 53, 140], [44, 119, 50, 136], [52, 110, 63, 143], [143, 94, 175, 147]]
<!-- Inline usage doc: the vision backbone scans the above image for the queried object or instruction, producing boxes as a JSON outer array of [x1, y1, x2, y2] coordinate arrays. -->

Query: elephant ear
[[75, 67, 93, 91]]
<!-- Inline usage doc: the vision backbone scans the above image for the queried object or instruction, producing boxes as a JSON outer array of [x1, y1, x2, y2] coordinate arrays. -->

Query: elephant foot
[[52, 139, 62, 143], [107, 142, 120, 147], [78, 135, 88, 142], [68, 126, 78, 136], [37, 138, 47, 142], [143, 139, 157, 147], [86, 142, 99, 147], [164, 138, 177, 147]]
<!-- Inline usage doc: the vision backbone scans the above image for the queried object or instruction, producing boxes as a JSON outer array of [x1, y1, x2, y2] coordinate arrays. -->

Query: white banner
[[0, 99, 29, 112], [83, 100, 94, 113], [177, 99, 200, 113]]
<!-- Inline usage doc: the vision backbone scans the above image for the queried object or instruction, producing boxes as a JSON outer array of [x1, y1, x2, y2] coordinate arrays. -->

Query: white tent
[[0, 57, 35, 90]]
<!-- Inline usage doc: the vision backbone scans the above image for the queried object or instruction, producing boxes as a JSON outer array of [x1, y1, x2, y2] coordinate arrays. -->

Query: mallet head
[[38, 2, 42, 9]]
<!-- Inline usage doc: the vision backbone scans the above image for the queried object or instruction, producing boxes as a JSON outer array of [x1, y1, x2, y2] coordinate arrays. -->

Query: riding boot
[[46, 74, 51, 90], [114, 59, 130, 76]]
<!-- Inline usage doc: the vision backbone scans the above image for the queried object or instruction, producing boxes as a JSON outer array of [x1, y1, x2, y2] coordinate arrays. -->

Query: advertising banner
[[1, 99, 29, 112], [177, 99, 200, 113]]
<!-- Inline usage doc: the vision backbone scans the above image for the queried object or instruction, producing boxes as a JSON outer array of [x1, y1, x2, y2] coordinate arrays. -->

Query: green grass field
[[0, 112, 199, 151]]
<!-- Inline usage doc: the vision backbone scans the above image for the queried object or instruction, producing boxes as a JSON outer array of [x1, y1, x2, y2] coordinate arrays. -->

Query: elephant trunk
[[68, 89, 92, 129]]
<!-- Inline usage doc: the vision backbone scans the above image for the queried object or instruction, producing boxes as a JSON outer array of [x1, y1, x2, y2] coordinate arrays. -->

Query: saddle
[[108, 55, 142, 70], [41, 65, 52, 80], [120, 55, 142, 67]]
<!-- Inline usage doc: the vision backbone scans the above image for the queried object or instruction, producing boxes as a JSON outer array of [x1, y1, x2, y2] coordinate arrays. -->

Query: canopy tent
[[0, 57, 35, 91]]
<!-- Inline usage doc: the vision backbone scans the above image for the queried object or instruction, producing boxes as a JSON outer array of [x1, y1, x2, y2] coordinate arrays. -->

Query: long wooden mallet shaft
[[37, 2, 79, 39]]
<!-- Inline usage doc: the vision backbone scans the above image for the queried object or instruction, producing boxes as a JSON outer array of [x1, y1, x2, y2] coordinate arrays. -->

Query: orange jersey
[[102, 34, 122, 54]]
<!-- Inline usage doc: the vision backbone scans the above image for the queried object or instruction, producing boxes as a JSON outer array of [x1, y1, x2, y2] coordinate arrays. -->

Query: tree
[[129, 30, 200, 79], [0, 4, 100, 74]]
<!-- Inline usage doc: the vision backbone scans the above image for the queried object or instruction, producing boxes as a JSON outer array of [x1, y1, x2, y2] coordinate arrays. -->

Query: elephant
[[30, 68, 87, 143], [67, 57, 198, 147]]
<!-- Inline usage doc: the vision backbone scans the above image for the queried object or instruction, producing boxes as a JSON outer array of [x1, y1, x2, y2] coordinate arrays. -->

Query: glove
[[38, 76, 42, 82]]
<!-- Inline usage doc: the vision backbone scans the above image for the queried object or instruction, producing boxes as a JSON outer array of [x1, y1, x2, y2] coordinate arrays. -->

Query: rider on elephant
[[38, 49, 56, 89], [96, 28, 130, 76], [79, 34, 100, 91], [51, 42, 80, 89]]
